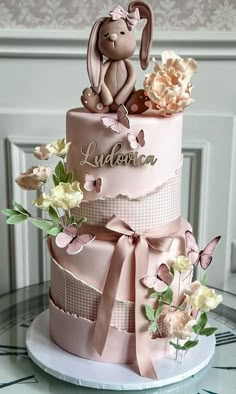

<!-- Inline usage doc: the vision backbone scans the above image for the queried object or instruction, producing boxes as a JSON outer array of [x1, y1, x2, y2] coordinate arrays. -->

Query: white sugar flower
[[48, 139, 71, 158], [185, 281, 223, 312]]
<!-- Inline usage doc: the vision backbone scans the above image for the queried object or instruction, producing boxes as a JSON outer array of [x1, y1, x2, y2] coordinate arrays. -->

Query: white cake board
[[26, 309, 215, 390]]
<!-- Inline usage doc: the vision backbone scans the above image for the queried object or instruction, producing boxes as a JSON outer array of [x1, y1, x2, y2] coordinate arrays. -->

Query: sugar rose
[[48, 139, 71, 158], [34, 144, 52, 160], [144, 50, 197, 116], [185, 281, 223, 312], [172, 255, 192, 272], [16, 166, 51, 190], [163, 310, 196, 340]]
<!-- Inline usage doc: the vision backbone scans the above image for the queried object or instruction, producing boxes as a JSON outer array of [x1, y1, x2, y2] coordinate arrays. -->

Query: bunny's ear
[[87, 17, 106, 93], [128, 1, 153, 70]]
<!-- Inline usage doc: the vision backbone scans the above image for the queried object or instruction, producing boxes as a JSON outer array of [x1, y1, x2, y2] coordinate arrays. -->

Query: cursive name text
[[80, 141, 158, 168]]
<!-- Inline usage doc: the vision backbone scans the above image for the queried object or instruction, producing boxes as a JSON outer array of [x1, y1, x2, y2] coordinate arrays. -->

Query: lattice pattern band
[[50, 258, 168, 336], [73, 168, 181, 232], [51, 258, 135, 332]]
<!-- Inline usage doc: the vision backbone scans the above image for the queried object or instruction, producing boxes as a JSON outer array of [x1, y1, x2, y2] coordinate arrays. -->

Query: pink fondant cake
[[48, 109, 192, 375], [2, 0, 223, 383], [46, 1, 222, 381]]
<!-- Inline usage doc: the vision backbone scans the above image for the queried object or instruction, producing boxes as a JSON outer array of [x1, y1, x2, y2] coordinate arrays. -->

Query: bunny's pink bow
[[109, 5, 140, 30]]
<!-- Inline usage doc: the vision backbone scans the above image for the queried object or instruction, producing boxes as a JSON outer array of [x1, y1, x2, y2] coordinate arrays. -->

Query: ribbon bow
[[93, 215, 180, 379], [109, 5, 140, 30]]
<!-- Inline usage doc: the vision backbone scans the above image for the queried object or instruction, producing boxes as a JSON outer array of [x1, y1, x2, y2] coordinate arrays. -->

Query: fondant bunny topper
[[82, 1, 153, 114]]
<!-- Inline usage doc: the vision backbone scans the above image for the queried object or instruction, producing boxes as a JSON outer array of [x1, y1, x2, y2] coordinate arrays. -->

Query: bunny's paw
[[81, 88, 109, 113], [126, 89, 149, 114]]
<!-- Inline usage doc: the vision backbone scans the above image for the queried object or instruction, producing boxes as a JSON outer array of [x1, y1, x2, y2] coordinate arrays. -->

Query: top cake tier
[[66, 108, 182, 200]]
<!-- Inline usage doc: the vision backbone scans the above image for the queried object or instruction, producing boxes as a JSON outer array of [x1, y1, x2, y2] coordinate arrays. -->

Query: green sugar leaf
[[53, 174, 59, 186], [184, 340, 199, 349], [48, 206, 59, 224], [150, 292, 163, 298], [47, 226, 62, 236], [169, 265, 175, 276], [77, 217, 87, 227], [1, 209, 19, 217], [55, 161, 66, 182], [199, 327, 217, 336], [154, 304, 162, 320], [7, 214, 28, 224], [32, 219, 53, 231], [12, 201, 31, 216], [169, 341, 185, 350], [150, 321, 157, 333], [192, 324, 201, 334], [150, 292, 159, 298], [164, 286, 173, 304], [197, 312, 208, 330], [65, 171, 73, 183], [69, 215, 75, 224], [145, 304, 155, 321], [200, 272, 208, 286]]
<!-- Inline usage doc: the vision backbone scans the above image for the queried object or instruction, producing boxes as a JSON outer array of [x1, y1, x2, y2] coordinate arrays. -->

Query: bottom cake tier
[[48, 217, 192, 367]]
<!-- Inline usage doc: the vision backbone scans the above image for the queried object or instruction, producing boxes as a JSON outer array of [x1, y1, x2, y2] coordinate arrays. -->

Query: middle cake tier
[[73, 165, 181, 233]]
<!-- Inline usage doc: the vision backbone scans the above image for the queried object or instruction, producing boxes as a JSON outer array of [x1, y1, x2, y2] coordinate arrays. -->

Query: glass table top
[[0, 283, 235, 393]]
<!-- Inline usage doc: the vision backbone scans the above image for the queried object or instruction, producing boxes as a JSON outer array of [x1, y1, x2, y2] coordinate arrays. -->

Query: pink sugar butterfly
[[84, 173, 102, 193], [127, 129, 145, 149], [101, 104, 130, 133], [185, 230, 221, 270], [56, 224, 95, 255], [141, 263, 173, 293]]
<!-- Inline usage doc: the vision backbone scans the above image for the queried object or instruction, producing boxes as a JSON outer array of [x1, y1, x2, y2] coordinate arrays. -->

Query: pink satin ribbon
[[109, 5, 140, 30], [88, 215, 181, 379]]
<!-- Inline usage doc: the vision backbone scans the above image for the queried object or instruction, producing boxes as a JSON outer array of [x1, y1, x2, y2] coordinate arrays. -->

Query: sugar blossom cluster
[[34, 182, 83, 211], [144, 50, 197, 116], [143, 241, 222, 358], [2, 138, 91, 252]]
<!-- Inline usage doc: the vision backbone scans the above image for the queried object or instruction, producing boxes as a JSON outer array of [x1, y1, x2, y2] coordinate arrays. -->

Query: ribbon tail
[[93, 235, 132, 355], [135, 237, 157, 379]]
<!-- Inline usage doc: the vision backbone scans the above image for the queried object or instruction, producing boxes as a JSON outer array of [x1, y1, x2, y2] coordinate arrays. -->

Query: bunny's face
[[98, 18, 136, 60]]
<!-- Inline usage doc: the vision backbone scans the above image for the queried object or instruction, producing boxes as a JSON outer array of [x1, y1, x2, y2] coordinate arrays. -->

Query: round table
[[0, 283, 235, 393]]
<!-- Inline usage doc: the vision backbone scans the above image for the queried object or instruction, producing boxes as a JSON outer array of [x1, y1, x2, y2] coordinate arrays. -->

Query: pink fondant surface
[[49, 218, 191, 302], [66, 108, 183, 199], [50, 299, 172, 364]]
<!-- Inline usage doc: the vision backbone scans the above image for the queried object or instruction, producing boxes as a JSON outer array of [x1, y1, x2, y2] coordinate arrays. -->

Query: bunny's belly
[[104, 61, 128, 98]]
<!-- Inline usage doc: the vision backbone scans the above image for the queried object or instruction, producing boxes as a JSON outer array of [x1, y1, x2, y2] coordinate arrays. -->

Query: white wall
[[0, 28, 236, 295]]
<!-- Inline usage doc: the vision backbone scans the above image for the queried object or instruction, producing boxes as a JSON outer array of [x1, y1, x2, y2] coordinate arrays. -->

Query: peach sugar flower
[[144, 50, 198, 116], [15, 166, 51, 190], [34, 144, 52, 160], [163, 309, 196, 340]]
